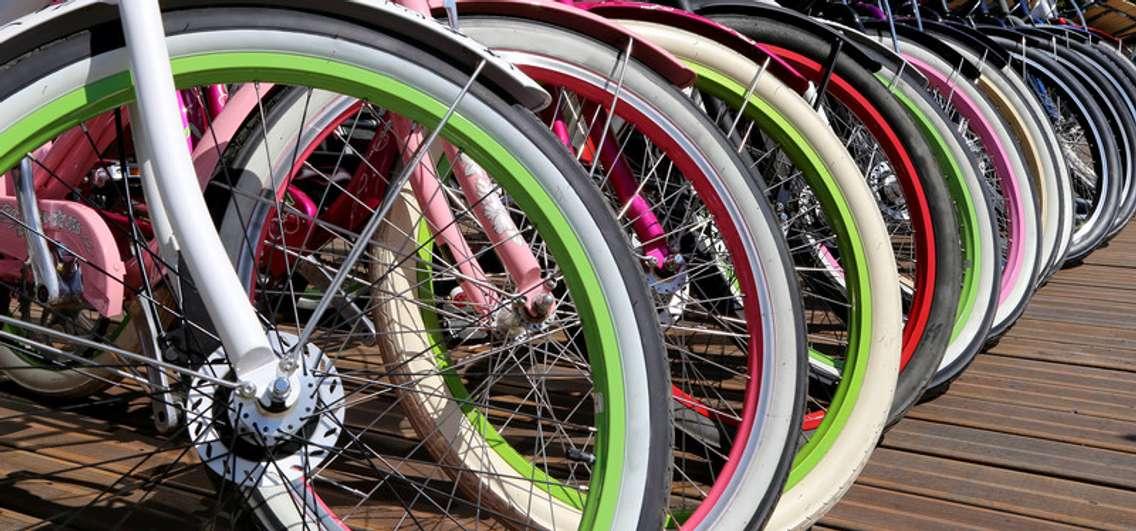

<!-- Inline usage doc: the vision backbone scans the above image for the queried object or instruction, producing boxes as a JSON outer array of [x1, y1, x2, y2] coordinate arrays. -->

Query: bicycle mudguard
[[672, 0, 888, 72], [428, 0, 695, 88], [0, 196, 125, 318], [579, 1, 814, 95], [659, 1, 936, 86], [816, 20, 929, 85], [0, 0, 552, 110], [859, 22, 983, 81]]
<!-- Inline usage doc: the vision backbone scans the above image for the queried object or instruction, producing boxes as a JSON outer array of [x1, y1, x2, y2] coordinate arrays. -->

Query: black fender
[[681, 0, 888, 72]]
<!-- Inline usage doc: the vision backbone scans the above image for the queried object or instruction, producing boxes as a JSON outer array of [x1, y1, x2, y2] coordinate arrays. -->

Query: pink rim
[[905, 55, 1027, 303]]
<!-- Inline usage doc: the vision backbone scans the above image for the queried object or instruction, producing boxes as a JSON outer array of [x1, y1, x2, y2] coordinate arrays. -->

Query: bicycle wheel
[[877, 67, 1002, 392], [895, 42, 1043, 337], [0, 5, 669, 529], [971, 53, 1075, 281], [455, 16, 808, 529], [1087, 39, 1136, 237], [0, 284, 131, 397], [993, 36, 1122, 264], [947, 45, 1068, 284], [0, 85, 230, 398], [1051, 36, 1136, 240], [700, 13, 960, 428], [609, 18, 903, 529]]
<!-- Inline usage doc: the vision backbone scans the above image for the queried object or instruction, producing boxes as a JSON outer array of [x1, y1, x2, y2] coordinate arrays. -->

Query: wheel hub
[[187, 332, 345, 484], [648, 255, 690, 326]]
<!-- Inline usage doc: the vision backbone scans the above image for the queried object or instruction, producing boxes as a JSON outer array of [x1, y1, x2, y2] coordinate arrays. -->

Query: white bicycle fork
[[116, 0, 277, 396]]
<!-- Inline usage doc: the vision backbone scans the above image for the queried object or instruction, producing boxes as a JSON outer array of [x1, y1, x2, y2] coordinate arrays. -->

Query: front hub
[[187, 332, 344, 485]]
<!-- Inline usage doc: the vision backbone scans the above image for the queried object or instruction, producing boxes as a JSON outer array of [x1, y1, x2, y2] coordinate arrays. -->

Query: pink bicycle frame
[[546, 101, 671, 266]]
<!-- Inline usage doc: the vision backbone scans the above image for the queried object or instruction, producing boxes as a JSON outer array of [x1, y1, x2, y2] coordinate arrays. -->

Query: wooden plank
[[820, 484, 1081, 530], [0, 393, 492, 530], [880, 420, 1136, 490], [984, 336, 1136, 373], [1084, 251, 1136, 268], [1028, 291, 1136, 316], [964, 355, 1136, 397], [0, 395, 216, 496], [1049, 272, 1136, 291], [1029, 282, 1136, 307], [852, 448, 1136, 529], [1085, 232, 1136, 252], [1093, 229, 1136, 243], [947, 372, 1136, 423], [0, 443, 211, 529], [999, 318, 1136, 357], [1019, 302, 1136, 329], [0, 508, 41, 528], [1049, 264, 1136, 288], [1025, 298, 1136, 323], [904, 394, 1136, 454]]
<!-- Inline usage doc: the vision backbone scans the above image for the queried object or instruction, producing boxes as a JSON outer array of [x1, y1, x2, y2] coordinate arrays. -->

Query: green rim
[[415, 196, 585, 510], [0, 51, 624, 528], [688, 62, 873, 489], [882, 76, 982, 340], [808, 347, 844, 372]]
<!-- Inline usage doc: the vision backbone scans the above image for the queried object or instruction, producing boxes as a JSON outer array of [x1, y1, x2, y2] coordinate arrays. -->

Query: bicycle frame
[[6, 0, 675, 400], [541, 102, 670, 266], [5, 0, 558, 396]]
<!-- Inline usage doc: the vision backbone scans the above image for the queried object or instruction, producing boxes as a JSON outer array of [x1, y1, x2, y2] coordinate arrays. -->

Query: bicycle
[[0, 0, 673, 528]]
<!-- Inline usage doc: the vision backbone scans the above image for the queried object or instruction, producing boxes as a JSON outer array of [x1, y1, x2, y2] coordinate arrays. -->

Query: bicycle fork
[[395, 0, 555, 325], [117, 0, 277, 397], [392, 118, 556, 324]]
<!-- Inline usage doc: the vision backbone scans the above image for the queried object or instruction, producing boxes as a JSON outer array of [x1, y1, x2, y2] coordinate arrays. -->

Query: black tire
[[1068, 40, 1136, 238], [704, 14, 962, 427], [993, 37, 1123, 264], [1047, 39, 1136, 245], [889, 70, 1005, 392], [457, 16, 809, 529]]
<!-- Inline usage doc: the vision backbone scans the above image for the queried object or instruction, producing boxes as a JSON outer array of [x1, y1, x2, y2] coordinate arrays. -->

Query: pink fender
[[579, 1, 812, 94], [428, 0, 695, 88], [0, 114, 118, 199], [191, 83, 270, 188], [0, 197, 125, 317]]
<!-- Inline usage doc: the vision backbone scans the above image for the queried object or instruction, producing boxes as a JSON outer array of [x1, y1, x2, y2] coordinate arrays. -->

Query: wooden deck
[[820, 226, 1136, 530], [1, 229, 1135, 529]]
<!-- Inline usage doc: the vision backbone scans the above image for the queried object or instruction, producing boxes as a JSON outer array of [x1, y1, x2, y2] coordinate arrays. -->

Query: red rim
[[765, 46, 938, 371], [526, 65, 768, 528]]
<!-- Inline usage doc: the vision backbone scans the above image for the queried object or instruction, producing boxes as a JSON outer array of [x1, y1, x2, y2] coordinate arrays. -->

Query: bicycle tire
[[458, 17, 809, 529], [712, 16, 962, 428], [611, 18, 903, 529], [0, 6, 670, 529]]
